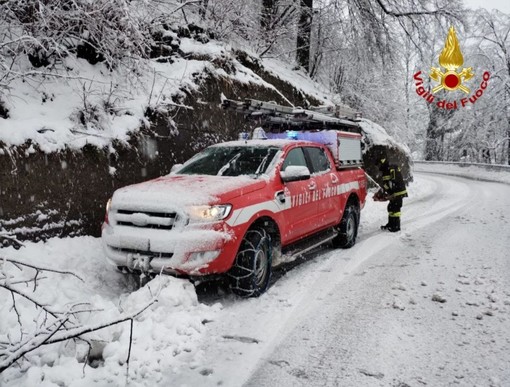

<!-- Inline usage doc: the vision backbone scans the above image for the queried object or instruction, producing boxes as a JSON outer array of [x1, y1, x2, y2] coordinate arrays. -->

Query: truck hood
[[111, 174, 267, 212]]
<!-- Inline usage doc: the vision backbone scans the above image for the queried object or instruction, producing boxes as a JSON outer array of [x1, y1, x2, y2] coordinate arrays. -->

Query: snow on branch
[[0, 257, 157, 374], [167, 0, 203, 15], [1, 257, 84, 282], [0, 300, 156, 373], [374, 0, 457, 18]]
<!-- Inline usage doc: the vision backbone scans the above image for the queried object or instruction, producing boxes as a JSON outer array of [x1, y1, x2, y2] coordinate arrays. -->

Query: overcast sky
[[463, 0, 510, 13]]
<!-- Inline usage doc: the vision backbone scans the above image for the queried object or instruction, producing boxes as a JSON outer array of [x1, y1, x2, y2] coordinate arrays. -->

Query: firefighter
[[374, 154, 408, 232]]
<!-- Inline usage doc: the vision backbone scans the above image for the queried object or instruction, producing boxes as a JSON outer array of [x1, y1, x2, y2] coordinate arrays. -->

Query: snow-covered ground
[[1, 164, 509, 386]]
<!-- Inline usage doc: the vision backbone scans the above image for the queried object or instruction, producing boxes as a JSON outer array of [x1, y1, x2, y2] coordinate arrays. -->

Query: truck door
[[303, 146, 340, 227], [279, 147, 318, 242]]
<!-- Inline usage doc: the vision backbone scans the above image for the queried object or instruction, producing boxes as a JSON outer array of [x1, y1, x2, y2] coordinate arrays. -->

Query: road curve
[[243, 173, 510, 387]]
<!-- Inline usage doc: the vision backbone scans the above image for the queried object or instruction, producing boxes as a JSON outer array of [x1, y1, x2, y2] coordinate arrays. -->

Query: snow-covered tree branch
[[0, 257, 157, 374]]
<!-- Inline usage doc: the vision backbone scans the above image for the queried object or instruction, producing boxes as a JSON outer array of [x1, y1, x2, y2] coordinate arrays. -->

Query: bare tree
[[199, 0, 209, 19], [474, 10, 510, 164], [296, 0, 313, 71], [258, 1, 298, 57]]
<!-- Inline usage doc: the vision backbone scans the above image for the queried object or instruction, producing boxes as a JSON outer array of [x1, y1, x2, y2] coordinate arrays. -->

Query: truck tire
[[229, 227, 272, 297], [332, 203, 358, 249]]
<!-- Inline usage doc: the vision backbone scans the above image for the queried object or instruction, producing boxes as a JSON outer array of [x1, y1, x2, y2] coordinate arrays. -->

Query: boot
[[380, 217, 391, 230], [381, 217, 400, 232], [388, 217, 400, 232]]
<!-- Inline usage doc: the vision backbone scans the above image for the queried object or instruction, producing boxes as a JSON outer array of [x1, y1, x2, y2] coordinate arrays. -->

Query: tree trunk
[[425, 102, 456, 161], [507, 127, 510, 165], [425, 128, 439, 161], [261, 0, 275, 31], [296, 0, 313, 72], [425, 106, 439, 161], [309, 7, 322, 79], [199, 0, 209, 19]]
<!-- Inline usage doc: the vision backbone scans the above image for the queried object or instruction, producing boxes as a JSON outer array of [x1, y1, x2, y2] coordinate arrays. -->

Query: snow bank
[[0, 36, 338, 154], [0, 237, 220, 386], [0, 39, 246, 152], [0, 58, 146, 153], [260, 58, 331, 104]]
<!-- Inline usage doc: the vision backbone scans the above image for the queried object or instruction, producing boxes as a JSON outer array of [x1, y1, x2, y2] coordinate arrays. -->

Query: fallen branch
[[1, 258, 84, 282], [0, 299, 156, 373]]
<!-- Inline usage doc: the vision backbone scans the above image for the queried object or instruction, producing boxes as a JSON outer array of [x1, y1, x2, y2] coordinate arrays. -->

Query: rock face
[[0, 55, 411, 244]]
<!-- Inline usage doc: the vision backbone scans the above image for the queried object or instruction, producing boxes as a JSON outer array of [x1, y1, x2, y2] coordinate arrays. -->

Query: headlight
[[188, 204, 232, 222]]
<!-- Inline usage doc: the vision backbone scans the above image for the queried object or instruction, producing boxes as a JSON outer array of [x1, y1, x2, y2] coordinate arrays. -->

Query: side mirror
[[280, 166, 311, 183], [170, 163, 183, 174]]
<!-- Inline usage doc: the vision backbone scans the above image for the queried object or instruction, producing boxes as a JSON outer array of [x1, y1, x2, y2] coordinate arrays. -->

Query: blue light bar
[[238, 132, 249, 140], [286, 130, 299, 140]]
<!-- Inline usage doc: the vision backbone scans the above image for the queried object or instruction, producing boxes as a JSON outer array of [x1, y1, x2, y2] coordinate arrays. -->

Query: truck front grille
[[110, 246, 174, 259], [114, 209, 177, 230]]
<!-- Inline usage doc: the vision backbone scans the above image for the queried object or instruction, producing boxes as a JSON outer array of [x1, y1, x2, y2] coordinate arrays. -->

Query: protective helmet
[[377, 149, 388, 167]]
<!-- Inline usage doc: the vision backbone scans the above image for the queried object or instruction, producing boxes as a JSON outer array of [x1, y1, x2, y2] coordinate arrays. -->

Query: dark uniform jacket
[[380, 163, 407, 199]]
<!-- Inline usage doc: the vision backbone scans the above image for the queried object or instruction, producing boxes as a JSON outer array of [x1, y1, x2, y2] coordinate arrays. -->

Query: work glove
[[373, 190, 389, 202]]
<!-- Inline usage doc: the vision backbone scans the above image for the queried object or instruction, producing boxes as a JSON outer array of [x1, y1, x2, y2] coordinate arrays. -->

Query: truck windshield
[[177, 146, 280, 177]]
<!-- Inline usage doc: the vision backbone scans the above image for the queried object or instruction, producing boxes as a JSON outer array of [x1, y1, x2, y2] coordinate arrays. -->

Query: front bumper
[[101, 223, 238, 275]]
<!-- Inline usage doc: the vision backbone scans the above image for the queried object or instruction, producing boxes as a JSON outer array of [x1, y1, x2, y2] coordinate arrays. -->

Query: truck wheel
[[229, 227, 272, 297], [332, 203, 358, 249]]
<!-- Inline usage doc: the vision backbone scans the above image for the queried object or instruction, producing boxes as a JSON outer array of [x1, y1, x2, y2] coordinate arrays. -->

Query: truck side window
[[304, 147, 330, 173], [282, 148, 307, 171]]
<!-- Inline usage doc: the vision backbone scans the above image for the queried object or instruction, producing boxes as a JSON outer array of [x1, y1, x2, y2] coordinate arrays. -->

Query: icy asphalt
[[1, 170, 509, 387]]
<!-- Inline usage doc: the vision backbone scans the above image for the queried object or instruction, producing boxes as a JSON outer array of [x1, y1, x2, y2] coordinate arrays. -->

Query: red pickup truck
[[102, 131, 367, 297]]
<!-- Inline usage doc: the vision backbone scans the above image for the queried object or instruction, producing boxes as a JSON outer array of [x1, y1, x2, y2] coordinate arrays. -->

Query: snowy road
[[2, 171, 510, 387], [172, 172, 510, 387]]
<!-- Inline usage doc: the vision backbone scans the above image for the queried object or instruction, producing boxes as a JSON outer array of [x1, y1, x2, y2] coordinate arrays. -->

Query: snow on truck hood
[[111, 174, 266, 211]]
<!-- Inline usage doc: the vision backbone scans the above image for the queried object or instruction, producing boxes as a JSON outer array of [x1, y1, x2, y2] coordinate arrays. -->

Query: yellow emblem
[[430, 26, 474, 94]]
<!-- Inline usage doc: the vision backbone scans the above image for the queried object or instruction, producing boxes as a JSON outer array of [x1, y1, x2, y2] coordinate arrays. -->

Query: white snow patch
[[359, 118, 412, 155], [111, 174, 257, 210], [0, 237, 220, 386]]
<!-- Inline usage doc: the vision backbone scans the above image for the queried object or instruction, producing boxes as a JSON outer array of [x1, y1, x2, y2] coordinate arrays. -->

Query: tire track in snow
[[138, 173, 510, 386], [243, 174, 510, 387], [168, 173, 475, 386]]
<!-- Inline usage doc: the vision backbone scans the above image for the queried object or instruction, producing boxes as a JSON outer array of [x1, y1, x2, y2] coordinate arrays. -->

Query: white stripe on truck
[[225, 181, 359, 228]]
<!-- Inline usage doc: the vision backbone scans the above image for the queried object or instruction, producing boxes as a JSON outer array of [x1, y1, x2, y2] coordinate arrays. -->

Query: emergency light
[[286, 131, 299, 140]]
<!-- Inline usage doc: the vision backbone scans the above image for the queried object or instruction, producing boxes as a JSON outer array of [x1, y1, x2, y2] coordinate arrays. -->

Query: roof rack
[[221, 98, 361, 133]]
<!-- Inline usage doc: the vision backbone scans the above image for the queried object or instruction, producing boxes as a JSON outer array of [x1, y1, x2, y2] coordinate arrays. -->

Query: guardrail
[[412, 160, 510, 185], [413, 160, 510, 172]]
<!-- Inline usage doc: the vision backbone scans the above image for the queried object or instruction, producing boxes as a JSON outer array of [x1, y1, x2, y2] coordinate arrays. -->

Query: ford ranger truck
[[102, 138, 367, 297]]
